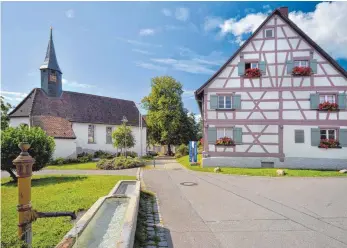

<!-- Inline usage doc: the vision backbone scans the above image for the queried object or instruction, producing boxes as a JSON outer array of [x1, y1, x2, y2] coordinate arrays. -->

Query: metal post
[[140, 111, 143, 157], [13, 142, 35, 245]]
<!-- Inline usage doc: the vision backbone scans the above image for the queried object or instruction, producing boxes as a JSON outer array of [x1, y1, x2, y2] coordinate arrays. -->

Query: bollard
[[153, 158, 156, 168], [13, 142, 35, 245]]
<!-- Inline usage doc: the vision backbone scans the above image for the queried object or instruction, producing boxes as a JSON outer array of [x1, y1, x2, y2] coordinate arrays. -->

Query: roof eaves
[[8, 88, 38, 117]]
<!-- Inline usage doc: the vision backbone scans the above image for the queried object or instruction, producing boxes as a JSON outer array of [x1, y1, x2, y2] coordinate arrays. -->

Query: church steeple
[[40, 27, 63, 97]]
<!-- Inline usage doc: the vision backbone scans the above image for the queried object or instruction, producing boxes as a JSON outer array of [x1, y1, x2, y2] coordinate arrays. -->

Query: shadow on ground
[[1, 176, 88, 187]]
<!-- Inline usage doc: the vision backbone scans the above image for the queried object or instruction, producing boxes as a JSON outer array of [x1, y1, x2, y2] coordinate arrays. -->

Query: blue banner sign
[[189, 141, 198, 164]]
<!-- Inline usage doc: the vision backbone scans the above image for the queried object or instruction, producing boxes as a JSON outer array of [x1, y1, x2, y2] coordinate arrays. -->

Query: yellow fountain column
[[13, 142, 35, 244]]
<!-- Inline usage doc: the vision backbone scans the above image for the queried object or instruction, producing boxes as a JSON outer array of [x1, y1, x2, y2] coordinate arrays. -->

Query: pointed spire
[[40, 27, 62, 73]]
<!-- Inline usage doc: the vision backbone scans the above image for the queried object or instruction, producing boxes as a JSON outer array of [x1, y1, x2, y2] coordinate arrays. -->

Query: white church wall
[[72, 122, 147, 156], [10, 117, 30, 127], [53, 139, 77, 159]]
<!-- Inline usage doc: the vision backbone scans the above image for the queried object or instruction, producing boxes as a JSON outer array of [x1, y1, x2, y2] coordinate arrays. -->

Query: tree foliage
[[142, 76, 198, 153], [1, 96, 12, 130], [112, 123, 135, 152], [1, 125, 56, 181]]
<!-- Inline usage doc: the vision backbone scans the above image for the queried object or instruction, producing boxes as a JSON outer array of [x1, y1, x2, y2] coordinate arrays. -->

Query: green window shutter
[[208, 127, 217, 144], [238, 62, 245, 76], [259, 61, 266, 75], [210, 95, 218, 110], [310, 93, 319, 109], [338, 93, 346, 109], [310, 59, 317, 74], [295, 130, 305, 143], [311, 128, 320, 146], [286, 60, 293, 74], [232, 95, 241, 109], [339, 129, 347, 147], [233, 127, 243, 145]]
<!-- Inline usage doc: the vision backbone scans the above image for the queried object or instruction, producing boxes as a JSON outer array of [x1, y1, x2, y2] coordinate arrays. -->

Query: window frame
[[320, 129, 337, 140], [264, 28, 274, 38], [245, 61, 259, 70], [294, 60, 309, 67], [106, 126, 113, 144], [319, 94, 336, 104], [217, 95, 232, 109], [217, 127, 233, 139], [88, 124, 96, 144]]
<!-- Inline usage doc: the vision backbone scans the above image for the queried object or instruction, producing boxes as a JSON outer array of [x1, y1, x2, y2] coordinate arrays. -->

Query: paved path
[[1, 168, 138, 178], [143, 159, 347, 248]]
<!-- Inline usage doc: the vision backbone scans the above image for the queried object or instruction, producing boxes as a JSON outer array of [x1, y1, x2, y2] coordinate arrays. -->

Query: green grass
[[1, 175, 136, 248], [46, 162, 98, 170], [177, 155, 347, 177]]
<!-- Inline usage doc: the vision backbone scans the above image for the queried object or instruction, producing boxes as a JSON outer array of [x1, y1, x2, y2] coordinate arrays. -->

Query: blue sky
[[2, 1, 347, 116]]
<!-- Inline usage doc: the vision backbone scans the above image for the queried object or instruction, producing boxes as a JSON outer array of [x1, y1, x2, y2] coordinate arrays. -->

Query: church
[[9, 28, 147, 159]]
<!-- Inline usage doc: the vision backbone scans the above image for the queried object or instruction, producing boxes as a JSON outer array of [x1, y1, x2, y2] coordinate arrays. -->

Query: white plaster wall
[[283, 111, 303, 120], [72, 123, 147, 156], [277, 39, 290, 50], [244, 53, 259, 60], [262, 40, 275, 51], [283, 125, 347, 159], [53, 139, 77, 159], [10, 117, 30, 127], [218, 67, 233, 77], [258, 102, 279, 109]]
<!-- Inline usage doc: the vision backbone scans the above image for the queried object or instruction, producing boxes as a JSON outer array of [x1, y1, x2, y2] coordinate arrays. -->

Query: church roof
[[39, 28, 61, 73], [32, 115, 76, 139], [9, 88, 146, 127]]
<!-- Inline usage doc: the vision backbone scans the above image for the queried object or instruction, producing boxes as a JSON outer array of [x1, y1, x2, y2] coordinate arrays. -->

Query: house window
[[217, 127, 233, 139], [218, 96, 232, 109], [319, 94, 336, 103], [295, 130, 305, 143], [245, 62, 258, 70], [106, 127, 112, 144], [294, 60, 309, 67], [320, 129, 336, 140], [265, 28, 274, 38], [88, 125, 95, 143]]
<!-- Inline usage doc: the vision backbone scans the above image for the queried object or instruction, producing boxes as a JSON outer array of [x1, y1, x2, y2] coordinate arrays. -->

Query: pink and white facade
[[195, 7, 347, 169]]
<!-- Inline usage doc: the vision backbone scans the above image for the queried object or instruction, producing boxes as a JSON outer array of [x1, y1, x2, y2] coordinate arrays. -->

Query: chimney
[[278, 7, 288, 18]]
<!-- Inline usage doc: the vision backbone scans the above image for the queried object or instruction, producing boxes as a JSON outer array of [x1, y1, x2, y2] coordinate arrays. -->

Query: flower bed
[[292, 66, 312, 76], [244, 68, 261, 78], [318, 139, 341, 149], [215, 137, 235, 146], [318, 102, 338, 111]]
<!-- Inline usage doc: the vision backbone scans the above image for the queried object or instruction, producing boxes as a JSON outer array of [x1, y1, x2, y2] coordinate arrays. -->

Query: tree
[[112, 123, 135, 155], [1, 96, 12, 130], [1, 125, 55, 181], [142, 76, 198, 155]]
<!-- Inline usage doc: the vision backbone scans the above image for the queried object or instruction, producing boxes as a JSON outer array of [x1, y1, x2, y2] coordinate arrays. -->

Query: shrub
[[177, 144, 189, 156], [97, 156, 145, 170], [1, 125, 55, 181], [115, 151, 138, 158], [174, 154, 182, 159], [94, 150, 115, 159], [141, 155, 154, 160], [52, 157, 65, 165]]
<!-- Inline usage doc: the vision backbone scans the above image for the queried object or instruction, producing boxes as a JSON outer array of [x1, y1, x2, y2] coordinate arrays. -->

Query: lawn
[[46, 162, 98, 170], [1, 175, 136, 248], [177, 155, 347, 177]]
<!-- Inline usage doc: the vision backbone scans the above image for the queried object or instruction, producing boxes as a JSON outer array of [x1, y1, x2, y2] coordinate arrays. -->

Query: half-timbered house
[[195, 7, 347, 169]]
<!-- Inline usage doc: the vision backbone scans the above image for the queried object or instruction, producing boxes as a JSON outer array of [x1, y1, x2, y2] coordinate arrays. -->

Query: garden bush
[[94, 150, 115, 159], [176, 144, 189, 157], [97, 156, 145, 170], [115, 151, 138, 158]]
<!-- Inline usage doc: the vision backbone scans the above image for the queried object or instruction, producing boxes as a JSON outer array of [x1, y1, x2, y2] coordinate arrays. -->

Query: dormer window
[[265, 28, 274, 38]]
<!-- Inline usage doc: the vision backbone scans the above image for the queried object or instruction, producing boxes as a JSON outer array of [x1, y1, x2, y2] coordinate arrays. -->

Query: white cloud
[[204, 16, 223, 32], [206, 2, 347, 59], [1, 91, 28, 103], [162, 8, 172, 17], [132, 49, 153, 55], [182, 89, 195, 99], [62, 78, 95, 88], [151, 58, 216, 75], [65, 9, 75, 19], [175, 7, 190, 21], [116, 37, 162, 48], [139, 29, 155, 36], [164, 25, 184, 31], [135, 62, 167, 71]]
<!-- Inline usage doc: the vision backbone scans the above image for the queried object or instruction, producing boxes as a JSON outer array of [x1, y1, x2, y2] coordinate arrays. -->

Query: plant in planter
[[215, 137, 235, 146], [244, 68, 262, 78], [319, 139, 340, 149], [318, 102, 338, 111], [292, 66, 312, 76]]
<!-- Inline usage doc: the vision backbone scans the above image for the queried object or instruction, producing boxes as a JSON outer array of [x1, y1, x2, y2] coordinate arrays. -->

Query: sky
[[2, 1, 347, 116]]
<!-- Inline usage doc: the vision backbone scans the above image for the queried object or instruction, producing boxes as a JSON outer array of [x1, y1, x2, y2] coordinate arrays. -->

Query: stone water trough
[[56, 180, 140, 248]]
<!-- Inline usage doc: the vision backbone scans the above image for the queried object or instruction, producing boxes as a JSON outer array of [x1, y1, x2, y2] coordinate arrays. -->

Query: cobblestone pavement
[[143, 158, 347, 248]]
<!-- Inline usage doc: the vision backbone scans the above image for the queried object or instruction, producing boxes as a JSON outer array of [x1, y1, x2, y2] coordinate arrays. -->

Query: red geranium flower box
[[318, 102, 338, 111], [292, 66, 312, 76], [215, 137, 235, 146], [244, 68, 261, 78], [319, 139, 340, 149]]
